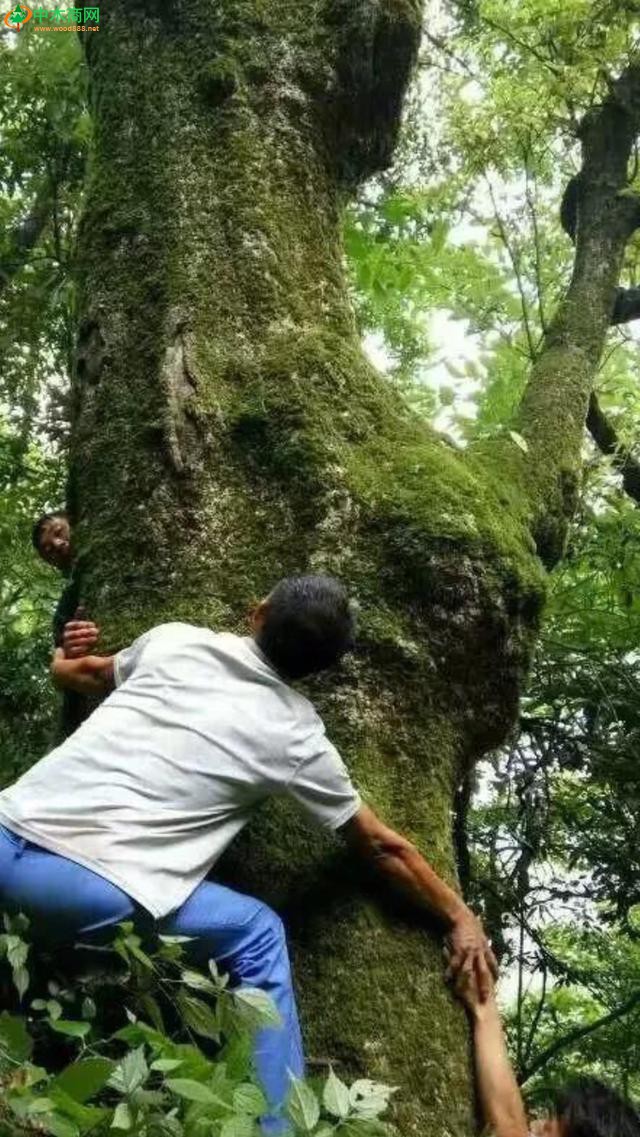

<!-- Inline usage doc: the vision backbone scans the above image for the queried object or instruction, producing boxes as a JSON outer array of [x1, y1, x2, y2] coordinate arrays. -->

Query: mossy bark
[[66, 5, 636, 1134]]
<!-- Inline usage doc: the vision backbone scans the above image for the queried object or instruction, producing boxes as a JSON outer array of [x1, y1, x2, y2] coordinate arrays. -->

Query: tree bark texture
[[67, 6, 640, 1133]]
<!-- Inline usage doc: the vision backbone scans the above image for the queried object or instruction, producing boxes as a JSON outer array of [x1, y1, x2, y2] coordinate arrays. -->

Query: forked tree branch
[[510, 61, 640, 564]]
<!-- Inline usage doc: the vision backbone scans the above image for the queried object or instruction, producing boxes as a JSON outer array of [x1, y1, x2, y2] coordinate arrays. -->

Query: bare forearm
[[374, 843, 465, 927], [343, 806, 497, 995], [472, 1004, 529, 1137]]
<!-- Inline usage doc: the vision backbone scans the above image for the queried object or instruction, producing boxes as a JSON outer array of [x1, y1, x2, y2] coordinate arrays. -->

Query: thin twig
[[487, 178, 537, 361]]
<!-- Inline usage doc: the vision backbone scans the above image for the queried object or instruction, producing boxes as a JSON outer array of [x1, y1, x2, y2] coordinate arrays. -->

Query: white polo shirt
[[0, 623, 361, 918]]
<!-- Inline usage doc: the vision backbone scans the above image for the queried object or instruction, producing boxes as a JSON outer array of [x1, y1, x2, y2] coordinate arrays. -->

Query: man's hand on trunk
[[341, 805, 498, 999], [63, 608, 101, 658], [445, 910, 497, 1001]]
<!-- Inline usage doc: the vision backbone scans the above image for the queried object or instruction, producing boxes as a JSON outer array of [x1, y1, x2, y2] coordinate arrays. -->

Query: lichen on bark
[[65, 6, 640, 1135]]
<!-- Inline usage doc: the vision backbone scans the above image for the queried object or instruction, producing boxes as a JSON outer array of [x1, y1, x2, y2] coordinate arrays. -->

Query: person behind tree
[[0, 574, 496, 1127], [32, 510, 80, 648], [452, 963, 640, 1137], [32, 509, 90, 736]]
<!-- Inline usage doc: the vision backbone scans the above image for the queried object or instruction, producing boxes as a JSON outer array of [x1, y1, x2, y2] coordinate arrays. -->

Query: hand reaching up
[[451, 953, 496, 1016], [444, 910, 498, 1002]]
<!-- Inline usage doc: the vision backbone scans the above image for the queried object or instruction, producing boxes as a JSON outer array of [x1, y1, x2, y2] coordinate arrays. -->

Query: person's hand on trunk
[[62, 608, 100, 658], [445, 910, 498, 1001]]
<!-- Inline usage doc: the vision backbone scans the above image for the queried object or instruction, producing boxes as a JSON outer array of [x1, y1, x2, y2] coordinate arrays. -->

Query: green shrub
[[0, 915, 397, 1137]]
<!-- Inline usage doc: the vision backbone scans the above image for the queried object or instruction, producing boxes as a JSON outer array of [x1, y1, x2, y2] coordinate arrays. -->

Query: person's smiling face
[[36, 515, 73, 572]]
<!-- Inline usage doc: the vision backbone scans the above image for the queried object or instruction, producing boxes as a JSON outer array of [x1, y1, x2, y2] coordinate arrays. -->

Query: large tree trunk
[[67, 6, 640, 1134]]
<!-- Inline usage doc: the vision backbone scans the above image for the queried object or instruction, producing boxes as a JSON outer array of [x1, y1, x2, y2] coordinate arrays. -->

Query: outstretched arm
[[50, 648, 115, 696], [340, 805, 498, 997], [454, 970, 529, 1137]]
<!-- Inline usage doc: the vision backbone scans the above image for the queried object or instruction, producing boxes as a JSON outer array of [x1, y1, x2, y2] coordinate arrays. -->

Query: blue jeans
[[0, 825, 303, 1117]]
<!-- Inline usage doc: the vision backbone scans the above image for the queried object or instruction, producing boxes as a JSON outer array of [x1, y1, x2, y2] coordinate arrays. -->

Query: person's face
[[37, 516, 72, 571]]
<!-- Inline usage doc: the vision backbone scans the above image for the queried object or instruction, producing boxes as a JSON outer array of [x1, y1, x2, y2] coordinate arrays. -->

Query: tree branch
[[523, 161, 548, 337], [487, 179, 537, 361], [519, 988, 640, 1085], [612, 285, 640, 323], [478, 14, 562, 77], [509, 61, 640, 565], [586, 391, 640, 504], [522, 957, 548, 1071], [326, 0, 423, 187], [0, 200, 49, 297]]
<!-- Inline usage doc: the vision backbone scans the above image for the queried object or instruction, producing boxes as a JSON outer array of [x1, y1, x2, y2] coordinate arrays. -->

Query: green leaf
[[181, 969, 218, 996], [139, 993, 165, 1033], [23, 1064, 48, 1087], [0, 1012, 33, 1062], [220, 1032, 252, 1082], [13, 965, 29, 999], [165, 1078, 221, 1105], [4, 913, 30, 936], [151, 1059, 185, 1073], [41, 1114, 80, 1137], [177, 993, 220, 1040], [108, 1047, 148, 1095], [26, 1097, 57, 1114], [127, 940, 154, 969], [81, 998, 97, 1022], [6, 934, 28, 970], [49, 1020, 91, 1040], [232, 1083, 267, 1117], [508, 429, 529, 453], [220, 1116, 254, 1137], [349, 1080, 397, 1120], [48, 1086, 109, 1134], [286, 1076, 320, 1133], [111, 1101, 133, 1130], [232, 988, 281, 1029], [52, 1057, 114, 1103], [322, 1068, 351, 1119]]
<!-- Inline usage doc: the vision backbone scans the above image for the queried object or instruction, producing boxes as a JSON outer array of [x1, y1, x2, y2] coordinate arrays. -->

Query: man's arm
[[50, 648, 115, 696], [454, 970, 529, 1137], [341, 805, 497, 998]]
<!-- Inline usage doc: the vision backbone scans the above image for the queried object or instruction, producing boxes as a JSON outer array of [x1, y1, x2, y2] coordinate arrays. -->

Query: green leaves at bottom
[[286, 1075, 320, 1132]]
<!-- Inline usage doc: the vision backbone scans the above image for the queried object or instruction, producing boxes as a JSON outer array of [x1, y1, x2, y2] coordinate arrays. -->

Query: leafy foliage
[[0, 918, 396, 1137]]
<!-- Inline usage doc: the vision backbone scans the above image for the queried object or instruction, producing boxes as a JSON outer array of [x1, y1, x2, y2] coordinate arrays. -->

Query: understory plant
[[0, 915, 396, 1137]]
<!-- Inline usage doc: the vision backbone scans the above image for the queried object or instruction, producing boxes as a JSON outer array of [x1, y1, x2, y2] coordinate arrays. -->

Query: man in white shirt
[[0, 574, 495, 1123]]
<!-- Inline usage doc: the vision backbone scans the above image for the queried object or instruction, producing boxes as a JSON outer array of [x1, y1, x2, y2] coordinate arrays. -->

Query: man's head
[[32, 510, 72, 572], [252, 574, 356, 680], [532, 1079, 640, 1137]]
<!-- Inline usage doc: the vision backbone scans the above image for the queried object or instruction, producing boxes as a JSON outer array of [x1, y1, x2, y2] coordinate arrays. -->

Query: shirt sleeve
[[286, 715, 361, 831], [112, 629, 155, 687]]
